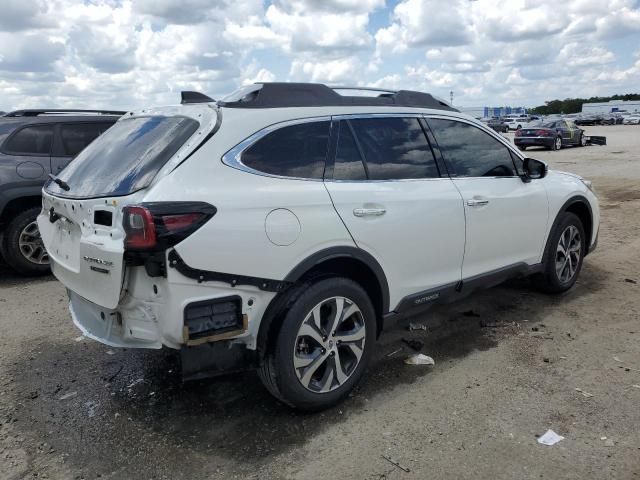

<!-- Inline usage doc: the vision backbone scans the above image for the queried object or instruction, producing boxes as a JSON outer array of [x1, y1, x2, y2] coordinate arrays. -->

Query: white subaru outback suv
[[38, 83, 599, 410]]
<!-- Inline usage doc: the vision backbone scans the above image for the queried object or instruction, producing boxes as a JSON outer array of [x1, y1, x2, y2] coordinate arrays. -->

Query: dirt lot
[[1, 125, 639, 480]]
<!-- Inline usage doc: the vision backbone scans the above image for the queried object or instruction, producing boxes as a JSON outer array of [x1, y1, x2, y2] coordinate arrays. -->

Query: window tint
[[334, 121, 367, 180], [241, 121, 330, 179], [45, 116, 199, 198], [348, 117, 439, 180], [3, 125, 53, 155], [427, 119, 517, 177], [60, 123, 112, 157]]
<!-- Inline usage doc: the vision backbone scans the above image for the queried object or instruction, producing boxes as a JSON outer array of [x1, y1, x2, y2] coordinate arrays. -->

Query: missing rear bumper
[[183, 295, 248, 346]]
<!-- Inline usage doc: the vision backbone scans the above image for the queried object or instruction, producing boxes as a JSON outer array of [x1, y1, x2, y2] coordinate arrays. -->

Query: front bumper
[[514, 137, 555, 148]]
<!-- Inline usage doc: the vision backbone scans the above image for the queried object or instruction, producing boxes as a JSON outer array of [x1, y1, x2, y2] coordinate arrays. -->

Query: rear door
[[324, 115, 466, 310], [0, 123, 53, 180], [426, 117, 548, 280], [50, 122, 114, 174]]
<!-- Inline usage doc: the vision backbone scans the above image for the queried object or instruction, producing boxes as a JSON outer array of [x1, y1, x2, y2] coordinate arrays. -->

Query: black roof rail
[[4, 109, 126, 117], [181, 91, 215, 104], [218, 82, 458, 112]]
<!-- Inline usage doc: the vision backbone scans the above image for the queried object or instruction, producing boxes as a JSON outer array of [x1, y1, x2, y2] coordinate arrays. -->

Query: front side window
[[347, 117, 439, 180], [241, 121, 330, 179], [3, 125, 53, 156], [60, 123, 113, 157], [427, 119, 517, 177]]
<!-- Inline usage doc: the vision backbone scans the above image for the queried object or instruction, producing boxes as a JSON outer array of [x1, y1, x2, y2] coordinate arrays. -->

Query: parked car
[[623, 114, 640, 125], [481, 117, 508, 133], [38, 83, 599, 410], [514, 119, 586, 151], [575, 114, 602, 126], [503, 114, 531, 130], [0, 109, 124, 274]]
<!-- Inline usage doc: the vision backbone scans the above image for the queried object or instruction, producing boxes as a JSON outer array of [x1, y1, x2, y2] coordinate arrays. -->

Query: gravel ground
[[1, 125, 639, 480]]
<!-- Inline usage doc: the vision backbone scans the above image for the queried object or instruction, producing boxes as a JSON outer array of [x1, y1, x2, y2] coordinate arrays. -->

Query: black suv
[[0, 109, 124, 275]]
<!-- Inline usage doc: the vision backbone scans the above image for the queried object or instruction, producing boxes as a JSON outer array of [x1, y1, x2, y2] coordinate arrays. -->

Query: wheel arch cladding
[[284, 247, 390, 322], [562, 197, 593, 254], [257, 247, 389, 359], [0, 194, 42, 224]]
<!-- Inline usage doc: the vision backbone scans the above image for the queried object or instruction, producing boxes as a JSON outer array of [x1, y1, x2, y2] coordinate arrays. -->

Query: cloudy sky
[[1, 0, 639, 111]]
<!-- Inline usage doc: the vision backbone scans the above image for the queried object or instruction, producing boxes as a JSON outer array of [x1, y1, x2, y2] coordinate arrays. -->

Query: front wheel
[[1, 207, 50, 276], [259, 277, 376, 410], [517, 145, 527, 151], [579, 133, 586, 147], [534, 212, 585, 293]]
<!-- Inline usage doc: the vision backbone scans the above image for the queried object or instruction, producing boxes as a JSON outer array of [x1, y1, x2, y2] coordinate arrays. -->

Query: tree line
[[529, 93, 640, 115]]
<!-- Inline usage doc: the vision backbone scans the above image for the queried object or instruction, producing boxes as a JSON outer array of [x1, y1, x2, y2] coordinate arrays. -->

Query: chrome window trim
[[221, 116, 332, 182], [423, 113, 526, 180]]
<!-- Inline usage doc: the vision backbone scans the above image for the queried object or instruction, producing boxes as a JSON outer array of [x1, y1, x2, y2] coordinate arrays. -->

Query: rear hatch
[[38, 105, 218, 309]]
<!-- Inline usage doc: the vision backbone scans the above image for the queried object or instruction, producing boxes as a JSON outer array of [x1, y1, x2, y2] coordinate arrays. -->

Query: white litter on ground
[[404, 354, 435, 365], [58, 391, 77, 400], [537, 430, 565, 446]]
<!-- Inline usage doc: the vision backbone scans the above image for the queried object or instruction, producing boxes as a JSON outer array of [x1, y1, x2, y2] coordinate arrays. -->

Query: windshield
[[45, 115, 199, 198]]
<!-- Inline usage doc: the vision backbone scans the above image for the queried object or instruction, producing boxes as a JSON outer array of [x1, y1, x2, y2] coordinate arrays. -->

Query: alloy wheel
[[555, 225, 581, 283], [293, 296, 366, 393], [580, 134, 587, 146], [555, 137, 562, 150], [18, 221, 49, 265]]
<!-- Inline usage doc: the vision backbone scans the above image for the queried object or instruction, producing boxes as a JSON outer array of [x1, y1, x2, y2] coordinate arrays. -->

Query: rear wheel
[[1, 207, 50, 276], [258, 277, 376, 410], [517, 145, 527, 151], [552, 136, 562, 150], [534, 212, 585, 293]]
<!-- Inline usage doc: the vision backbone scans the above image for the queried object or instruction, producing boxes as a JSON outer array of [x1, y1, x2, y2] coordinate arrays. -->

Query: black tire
[[258, 277, 376, 411], [552, 136, 562, 151], [578, 133, 586, 147], [517, 145, 527, 151], [534, 212, 586, 293], [1, 207, 50, 276]]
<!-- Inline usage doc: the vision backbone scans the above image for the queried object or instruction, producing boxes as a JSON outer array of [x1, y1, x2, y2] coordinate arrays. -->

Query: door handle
[[353, 208, 386, 217], [467, 199, 489, 207]]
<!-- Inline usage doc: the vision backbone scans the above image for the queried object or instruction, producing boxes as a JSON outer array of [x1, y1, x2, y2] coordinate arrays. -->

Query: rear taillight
[[123, 206, 156, 250], [123, 202, 216, 251], [536, 130, 552, 136], [515, 129, 522, 136]]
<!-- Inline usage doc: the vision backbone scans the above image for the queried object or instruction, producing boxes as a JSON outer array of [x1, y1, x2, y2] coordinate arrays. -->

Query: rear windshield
[[45, 115, 199, 198]]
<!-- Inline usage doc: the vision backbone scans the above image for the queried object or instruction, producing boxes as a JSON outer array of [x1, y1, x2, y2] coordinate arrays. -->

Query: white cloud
[[0, 0, 639, 111]]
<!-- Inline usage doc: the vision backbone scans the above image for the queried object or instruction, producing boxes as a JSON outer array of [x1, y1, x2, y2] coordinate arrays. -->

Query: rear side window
[[45, 116, 199, 198], [347, 117, 439, 180], [427, 119, 517, 177], [60, 123, 113, 157], [241, 121, 330, 179], [3, 125, 53, 155]]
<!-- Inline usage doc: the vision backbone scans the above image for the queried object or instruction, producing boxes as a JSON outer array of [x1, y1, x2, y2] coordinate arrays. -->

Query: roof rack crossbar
[[218, 82, 457, 112], [4, 109, 126, 117]]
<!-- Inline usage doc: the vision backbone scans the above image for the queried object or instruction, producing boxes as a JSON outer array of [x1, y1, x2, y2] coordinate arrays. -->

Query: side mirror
[[522, 158, 548, 182]]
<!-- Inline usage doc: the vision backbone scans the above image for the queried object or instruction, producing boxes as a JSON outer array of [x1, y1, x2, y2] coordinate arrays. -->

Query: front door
[[426, 117, 549, 280], [324, 116, 466, 310]]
